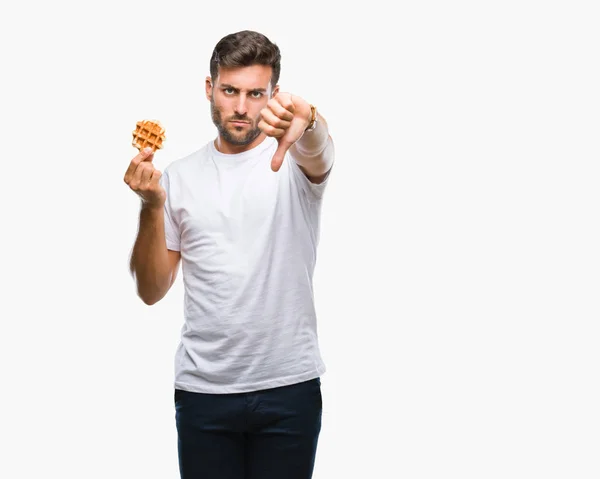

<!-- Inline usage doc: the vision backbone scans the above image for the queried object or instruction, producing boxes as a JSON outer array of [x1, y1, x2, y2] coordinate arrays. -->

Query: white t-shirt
[[159, 136, 331, 393]]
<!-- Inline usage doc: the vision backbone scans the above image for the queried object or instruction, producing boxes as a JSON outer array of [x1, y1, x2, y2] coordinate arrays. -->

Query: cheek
[[215, 102, 234, 120], [213, 93, 232, 110]]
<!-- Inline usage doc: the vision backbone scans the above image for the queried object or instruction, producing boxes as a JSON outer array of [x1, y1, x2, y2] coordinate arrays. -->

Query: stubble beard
[[211, 98, 262, 147]]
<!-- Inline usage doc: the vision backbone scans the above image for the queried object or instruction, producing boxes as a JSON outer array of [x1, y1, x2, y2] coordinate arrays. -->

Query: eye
[[250, 91, 263, 99], [224, 87, 235, 95]]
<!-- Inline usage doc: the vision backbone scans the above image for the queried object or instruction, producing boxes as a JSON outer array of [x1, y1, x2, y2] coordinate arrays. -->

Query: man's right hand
[[124, 147, 166, 209]]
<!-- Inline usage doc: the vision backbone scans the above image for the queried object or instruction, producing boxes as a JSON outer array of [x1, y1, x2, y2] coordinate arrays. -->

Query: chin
[[224, 135, 253, 147]]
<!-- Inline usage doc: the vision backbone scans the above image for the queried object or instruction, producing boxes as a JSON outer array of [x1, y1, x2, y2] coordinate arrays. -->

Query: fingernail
[[143, 147, 153, 155]]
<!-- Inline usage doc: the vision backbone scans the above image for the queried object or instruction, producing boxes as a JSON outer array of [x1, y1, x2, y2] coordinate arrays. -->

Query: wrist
[[304, 104, 318, 132], [141, 200, 164, 215]]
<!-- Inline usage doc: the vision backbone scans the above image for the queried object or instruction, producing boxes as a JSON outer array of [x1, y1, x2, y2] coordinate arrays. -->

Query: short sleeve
[[159, 169, 181, 251]]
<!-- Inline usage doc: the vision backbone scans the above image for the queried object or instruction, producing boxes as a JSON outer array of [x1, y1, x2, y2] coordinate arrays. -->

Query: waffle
[[132, 119, 166, 152]]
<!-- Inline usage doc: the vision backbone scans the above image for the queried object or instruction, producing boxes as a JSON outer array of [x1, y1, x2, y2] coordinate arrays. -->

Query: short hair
[[210, 30, 281, 88]]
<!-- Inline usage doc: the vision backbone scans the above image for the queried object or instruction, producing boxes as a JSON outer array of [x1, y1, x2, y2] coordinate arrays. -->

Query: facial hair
[[210, 96, 262, 147]]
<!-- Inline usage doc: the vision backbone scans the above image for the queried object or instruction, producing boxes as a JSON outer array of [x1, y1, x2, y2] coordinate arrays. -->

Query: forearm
[[129, 205, 173, 304], [290, 113, 334, 181]]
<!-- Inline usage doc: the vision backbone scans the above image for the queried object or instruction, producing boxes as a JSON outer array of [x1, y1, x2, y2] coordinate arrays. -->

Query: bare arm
[[124, 147, 180, 305], [129, 205, 181, 305]]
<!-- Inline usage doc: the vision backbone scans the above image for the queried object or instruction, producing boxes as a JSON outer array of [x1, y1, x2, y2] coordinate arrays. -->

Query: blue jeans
[[174, 377, 323, 479]]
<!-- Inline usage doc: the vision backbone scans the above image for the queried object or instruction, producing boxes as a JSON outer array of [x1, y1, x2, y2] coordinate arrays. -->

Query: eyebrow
[[220, 83, 267, 93]]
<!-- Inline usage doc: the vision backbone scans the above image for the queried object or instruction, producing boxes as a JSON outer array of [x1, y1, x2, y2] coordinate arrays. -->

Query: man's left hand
[[258, 92, 311, 172]]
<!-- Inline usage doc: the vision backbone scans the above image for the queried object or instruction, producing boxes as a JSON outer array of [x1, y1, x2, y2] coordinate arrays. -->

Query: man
[[124, 30, 334, 479]]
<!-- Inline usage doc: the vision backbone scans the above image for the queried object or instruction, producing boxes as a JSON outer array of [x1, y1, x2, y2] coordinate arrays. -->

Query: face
[[206, 65, 278, 152]]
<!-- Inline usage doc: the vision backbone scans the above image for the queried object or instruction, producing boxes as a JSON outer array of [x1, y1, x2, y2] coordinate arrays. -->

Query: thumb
[[271, 141, 290, 172], [141, 146, 155, 162]]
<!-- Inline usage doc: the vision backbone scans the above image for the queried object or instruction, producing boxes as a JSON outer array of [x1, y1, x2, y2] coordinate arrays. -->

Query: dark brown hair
[[210, 30, 281, 88]]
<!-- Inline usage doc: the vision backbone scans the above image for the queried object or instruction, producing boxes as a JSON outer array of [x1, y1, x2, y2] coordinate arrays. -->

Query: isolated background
[[1, 0, 599, 478]]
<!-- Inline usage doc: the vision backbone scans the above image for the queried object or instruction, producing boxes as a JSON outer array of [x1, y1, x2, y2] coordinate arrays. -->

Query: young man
[[124, 30, 334, 479]]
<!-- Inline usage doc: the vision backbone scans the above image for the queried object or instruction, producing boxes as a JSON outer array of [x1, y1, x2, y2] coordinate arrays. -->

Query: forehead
[[215, 65, 273, 90]]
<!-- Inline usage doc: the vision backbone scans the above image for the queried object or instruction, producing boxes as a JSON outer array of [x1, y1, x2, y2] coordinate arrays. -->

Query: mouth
[[230, 120, 250, 127]]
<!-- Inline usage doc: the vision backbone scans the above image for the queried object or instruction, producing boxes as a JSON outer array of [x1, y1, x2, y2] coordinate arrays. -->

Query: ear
[[272, 84, 280, 97], [205, 76, 213, 101]]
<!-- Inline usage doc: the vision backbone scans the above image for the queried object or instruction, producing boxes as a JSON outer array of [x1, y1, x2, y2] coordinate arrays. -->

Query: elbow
[[139, 293, 160, 306], [137, 287, 166, 306], [133, 276, 167, 306], [130, 263, 174, 306]]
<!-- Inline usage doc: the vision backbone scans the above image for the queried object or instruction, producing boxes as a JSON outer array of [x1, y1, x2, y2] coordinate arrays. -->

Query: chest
[[174, 160, 296, 252]]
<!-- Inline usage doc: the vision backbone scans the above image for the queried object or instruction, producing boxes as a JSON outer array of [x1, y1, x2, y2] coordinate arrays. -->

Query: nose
[[234, 94, 248, 116]]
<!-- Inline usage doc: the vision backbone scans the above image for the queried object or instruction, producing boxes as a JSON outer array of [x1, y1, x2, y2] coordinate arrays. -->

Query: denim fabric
[[174, 378, 323, 479]]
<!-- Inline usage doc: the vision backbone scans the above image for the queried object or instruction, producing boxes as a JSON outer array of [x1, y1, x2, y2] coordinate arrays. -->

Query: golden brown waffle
[[132, 119, 166, 152]]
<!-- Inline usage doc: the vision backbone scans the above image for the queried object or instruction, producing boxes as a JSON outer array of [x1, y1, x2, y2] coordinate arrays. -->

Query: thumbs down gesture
[[258, 92, 312, 172]]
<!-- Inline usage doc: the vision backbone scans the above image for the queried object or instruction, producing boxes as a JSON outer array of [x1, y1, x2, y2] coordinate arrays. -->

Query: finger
[[141, 147, 155, 162], [124, 147, 154, 184], [271, 142, 291, 172], [149, 168, 162, 188], [261, 107, 292, 130], [277, 93, 295, 114], [258, 119, 286, 138], [267, 98, 294, 122], [130, 162, 153, 189], [139, 162, 154, 187]]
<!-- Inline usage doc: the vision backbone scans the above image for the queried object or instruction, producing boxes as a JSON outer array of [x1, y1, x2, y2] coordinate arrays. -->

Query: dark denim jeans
[[174, 377, 323, 479]]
